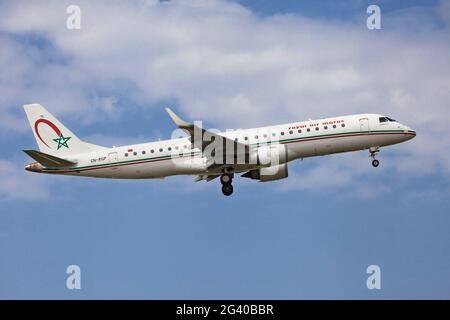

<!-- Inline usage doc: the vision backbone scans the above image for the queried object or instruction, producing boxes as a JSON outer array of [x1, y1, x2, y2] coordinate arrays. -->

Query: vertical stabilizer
[[23, 104, 106, 156]]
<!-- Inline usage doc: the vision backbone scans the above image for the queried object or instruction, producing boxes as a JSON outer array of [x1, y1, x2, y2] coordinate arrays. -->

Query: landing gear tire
[[220, 173, 232, 185], [369, 147, 380, 168], [222, 183, 233, 196], [372, 159, 380, 168]]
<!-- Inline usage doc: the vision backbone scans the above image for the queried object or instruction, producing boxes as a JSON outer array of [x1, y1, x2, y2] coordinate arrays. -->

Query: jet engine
[[242, 144, 289, 181], [248, 143, 288, 166], [241, 163, 289, 182]]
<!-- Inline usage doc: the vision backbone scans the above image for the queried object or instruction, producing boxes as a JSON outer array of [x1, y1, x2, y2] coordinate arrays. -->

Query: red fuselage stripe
[[281, 131, 415, 145], [45, 131, 415, 174]]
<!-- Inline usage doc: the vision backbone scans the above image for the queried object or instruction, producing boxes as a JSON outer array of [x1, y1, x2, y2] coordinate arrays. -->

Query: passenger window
[[133, 152, 137, 156], [255, 135, 258, 139], [333, 125, 336, 128], [175, 146, 179, 150], [324, 126, 328, 130], [289, 130, 293, 134], [151, 149, 154, 153], [142, 151, 146, 155], [272, 133, 276, 137], [315, 127, 319, 131], [341, 123, 345, 127], [159, 148, 163, 152], [124, 153, 128, 157], [168, 147, 172, 151], [307, 128, 310, 132], [263, 134, 267, 138], [298, 129, 302, 133], [244, 137, 248, 141], [281, 132, 284, 136]]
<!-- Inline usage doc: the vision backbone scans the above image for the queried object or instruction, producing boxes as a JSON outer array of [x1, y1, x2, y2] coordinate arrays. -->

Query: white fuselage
[[38, 113, 416, 179]]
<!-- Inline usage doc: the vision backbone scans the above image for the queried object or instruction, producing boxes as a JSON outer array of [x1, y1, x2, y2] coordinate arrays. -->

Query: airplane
[[23, 104, 416, 196]]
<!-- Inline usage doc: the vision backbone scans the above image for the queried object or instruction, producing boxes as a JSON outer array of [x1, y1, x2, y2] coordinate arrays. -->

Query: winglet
[[165, 107, 191, 128]]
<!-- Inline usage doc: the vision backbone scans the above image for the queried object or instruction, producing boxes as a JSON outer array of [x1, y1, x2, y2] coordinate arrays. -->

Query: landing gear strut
[[369, 147, 380, 168], [220, 173, 232, 185], [220, 173, 233, 196]]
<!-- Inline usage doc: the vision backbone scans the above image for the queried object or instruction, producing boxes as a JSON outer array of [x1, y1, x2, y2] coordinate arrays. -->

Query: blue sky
[[1, 0, 450, 299]]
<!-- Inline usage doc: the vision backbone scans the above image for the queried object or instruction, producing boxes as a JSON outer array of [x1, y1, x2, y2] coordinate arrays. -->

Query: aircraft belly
[[79, 155, 209, 179], [119, 161, 169, 178], [314, 137, 348, 156], [286, 140, 316, 159]]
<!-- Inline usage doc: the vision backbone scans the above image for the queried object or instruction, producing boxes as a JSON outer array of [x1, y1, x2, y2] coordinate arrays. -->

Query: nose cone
[[402, 125, 416, 140]]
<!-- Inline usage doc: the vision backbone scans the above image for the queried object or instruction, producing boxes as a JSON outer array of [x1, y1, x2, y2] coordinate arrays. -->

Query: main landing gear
[[220, 173, 234, 196], [370, 147, 380, 168]]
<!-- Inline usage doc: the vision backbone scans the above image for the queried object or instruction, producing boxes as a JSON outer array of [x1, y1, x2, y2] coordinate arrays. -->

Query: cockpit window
[[379, 117, 396, 123]]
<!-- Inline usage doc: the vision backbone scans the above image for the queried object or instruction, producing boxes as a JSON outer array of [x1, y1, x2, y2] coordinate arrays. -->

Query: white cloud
[[0, 0, 450, 198], [277, 152, 393, 199], [0, 159, 53, 201]]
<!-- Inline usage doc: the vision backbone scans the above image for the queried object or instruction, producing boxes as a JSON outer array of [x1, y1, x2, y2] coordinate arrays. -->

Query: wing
[[165, 108, 250, 167]]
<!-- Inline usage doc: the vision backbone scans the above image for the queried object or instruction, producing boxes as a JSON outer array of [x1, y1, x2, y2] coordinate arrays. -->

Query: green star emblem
[[53, 133, 71, 150]]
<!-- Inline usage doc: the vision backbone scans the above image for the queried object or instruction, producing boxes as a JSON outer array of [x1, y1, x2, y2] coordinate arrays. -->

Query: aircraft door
[[359, 118, 370, 131], [108, 152, 120, 176], [108, 152, 118, 163]]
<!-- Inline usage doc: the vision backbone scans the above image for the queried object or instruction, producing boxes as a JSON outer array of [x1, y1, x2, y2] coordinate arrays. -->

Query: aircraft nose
[[402, 125, 416, 140]]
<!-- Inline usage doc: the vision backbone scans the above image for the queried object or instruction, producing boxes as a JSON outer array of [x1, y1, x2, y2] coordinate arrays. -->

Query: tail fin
[[24, 104, 106, 156]]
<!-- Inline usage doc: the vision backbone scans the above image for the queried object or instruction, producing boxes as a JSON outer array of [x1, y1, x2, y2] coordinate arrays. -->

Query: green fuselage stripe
[[52, 129, 414, 172], [276, 129, 411, 144]]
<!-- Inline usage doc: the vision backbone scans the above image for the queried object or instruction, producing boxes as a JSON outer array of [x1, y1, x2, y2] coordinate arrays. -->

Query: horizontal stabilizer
[[23, 149, 77, 168]]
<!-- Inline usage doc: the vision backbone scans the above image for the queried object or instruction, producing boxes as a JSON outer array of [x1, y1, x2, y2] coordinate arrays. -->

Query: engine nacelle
[[248, 143, 288, 166], [260, 163, 288, 181], [242, 163, 289, 182], [243, 144, 289, 181]]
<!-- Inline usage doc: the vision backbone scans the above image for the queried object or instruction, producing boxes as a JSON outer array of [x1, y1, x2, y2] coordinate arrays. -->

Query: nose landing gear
[[220, 173, 233, 196], [369, 147, 380, 168], [222, 183, 233, 196]]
